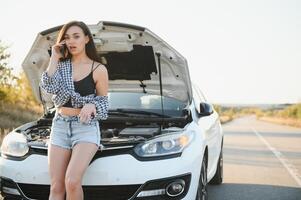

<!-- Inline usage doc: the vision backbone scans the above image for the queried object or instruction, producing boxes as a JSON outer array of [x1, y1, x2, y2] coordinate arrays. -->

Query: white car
[[0, 21, 223, 200]]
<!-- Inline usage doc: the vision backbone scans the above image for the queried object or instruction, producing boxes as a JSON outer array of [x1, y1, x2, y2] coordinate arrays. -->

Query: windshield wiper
[[109, 108, 170, 118]]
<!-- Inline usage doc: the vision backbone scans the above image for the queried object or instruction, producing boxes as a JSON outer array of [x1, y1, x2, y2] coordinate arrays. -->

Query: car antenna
[[155, 52, 165, 131]]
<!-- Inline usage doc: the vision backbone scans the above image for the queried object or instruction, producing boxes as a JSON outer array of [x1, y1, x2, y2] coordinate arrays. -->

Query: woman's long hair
[[56, 20, 102, 63]]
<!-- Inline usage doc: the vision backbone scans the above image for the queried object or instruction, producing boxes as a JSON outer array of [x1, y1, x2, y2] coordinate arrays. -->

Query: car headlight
[[1, 131, 29, 157], [134, 131, 195, 157]]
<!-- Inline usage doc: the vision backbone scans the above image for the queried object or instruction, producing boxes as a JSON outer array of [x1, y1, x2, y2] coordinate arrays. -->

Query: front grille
[[83, 185, 141, 200], [29, 144, 135, 157], [17, 183, 141, 200], [16, 183, 49, 200], [0, 177, 22, 199]]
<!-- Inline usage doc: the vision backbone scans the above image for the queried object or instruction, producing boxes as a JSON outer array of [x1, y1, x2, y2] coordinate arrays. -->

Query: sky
[[0, 0, 300, 104]]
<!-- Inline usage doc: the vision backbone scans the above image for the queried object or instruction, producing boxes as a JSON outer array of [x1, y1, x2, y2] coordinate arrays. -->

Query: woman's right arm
[[39, 41, 65, 94]]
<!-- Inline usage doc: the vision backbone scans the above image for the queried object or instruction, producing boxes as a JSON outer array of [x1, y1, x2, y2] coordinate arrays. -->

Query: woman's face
[[64, 25, 89, 56]]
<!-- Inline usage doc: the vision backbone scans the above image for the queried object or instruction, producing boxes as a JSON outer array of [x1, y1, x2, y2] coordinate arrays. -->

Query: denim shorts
[[50, 113, 102, 150]]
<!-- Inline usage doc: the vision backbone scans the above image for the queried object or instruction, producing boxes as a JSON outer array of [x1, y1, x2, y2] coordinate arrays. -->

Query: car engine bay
[[22, 113, 190, 150]]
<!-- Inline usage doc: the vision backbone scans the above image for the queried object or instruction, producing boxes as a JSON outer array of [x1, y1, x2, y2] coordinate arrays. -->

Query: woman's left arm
[[92, 65, 109, 120], [79, 64, 109, 122]]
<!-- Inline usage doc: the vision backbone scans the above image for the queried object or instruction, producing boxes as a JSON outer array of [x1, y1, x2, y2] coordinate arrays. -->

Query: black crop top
[[62, 61, 101, 108]]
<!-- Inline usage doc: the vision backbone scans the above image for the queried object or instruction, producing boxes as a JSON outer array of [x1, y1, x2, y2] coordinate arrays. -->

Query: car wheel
[[195, 156, 208, 200], [209, 148, 223, 185]]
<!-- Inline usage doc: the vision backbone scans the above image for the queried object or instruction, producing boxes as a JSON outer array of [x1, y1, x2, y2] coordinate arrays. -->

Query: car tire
[[209, 148, 223, 185], [195, 156, 208, 200]]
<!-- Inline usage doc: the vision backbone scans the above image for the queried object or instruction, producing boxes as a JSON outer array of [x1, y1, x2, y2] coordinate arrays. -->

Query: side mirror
[[199, 103, 214, 117]]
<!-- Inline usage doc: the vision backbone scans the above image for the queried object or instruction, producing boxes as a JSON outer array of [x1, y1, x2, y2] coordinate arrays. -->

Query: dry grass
[[0, 102, 41, 144], [0, 103, 42, 129], [259, 116, 301, 128], [220, 115, 233, 124], [0, 102, 43, 144]]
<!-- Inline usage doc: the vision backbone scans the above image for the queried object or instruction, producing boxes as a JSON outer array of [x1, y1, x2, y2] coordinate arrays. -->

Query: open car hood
[[22, 21, 193, 112]]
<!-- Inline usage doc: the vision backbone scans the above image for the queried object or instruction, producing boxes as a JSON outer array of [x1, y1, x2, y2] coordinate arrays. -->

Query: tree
[[0, 40, 18, 104], [0, 40, 41, 110], [15, 71, 41, 110]]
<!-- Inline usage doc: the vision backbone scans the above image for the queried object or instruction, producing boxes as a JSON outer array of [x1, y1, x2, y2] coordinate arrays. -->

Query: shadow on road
[[208, 183, 301, 200]]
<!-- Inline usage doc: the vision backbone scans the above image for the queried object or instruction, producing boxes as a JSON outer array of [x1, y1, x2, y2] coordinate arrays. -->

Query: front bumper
[[1, 173, 192, 200], [0, 137, 203, 200]]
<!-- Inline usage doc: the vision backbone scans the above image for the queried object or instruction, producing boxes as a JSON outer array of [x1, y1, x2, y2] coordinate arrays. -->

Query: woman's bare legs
[[65, 143, 98, 200], [48, 144, 72, 200]]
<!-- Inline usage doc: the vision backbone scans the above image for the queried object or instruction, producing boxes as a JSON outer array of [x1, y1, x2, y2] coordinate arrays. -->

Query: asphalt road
[[208, 115, 301, 200]]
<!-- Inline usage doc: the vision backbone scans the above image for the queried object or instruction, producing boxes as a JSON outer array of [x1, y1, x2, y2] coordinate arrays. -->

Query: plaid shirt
[[39, 59, 108, 120]]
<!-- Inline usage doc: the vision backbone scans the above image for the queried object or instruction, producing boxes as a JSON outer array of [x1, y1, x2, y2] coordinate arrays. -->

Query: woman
[[40, 21, 109, 200]]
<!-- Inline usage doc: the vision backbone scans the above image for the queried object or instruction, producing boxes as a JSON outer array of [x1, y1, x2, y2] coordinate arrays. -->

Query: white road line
[[252, 128, 301, 187]]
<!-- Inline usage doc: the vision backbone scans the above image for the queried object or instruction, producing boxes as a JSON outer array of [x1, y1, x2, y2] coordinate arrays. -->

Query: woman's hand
[[79, 103, 96, 124], [46, 40, 66, 77], [51, 40, 66, 61]]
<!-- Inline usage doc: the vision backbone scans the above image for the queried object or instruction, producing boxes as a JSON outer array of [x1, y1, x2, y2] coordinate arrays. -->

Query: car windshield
[[108, 92, 186, 117]]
